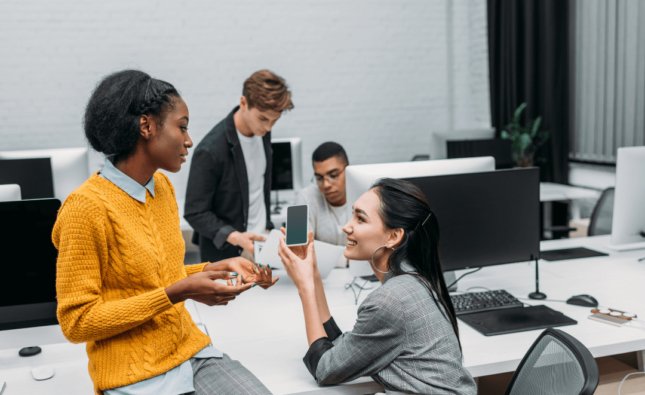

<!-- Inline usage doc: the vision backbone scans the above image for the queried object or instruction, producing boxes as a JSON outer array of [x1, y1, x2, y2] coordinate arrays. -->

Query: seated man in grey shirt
[[295, 142, 351, 260]]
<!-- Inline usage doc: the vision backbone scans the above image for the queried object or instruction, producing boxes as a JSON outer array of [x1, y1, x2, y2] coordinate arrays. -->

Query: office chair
[[587, 187, 614, 236], [506, 328, 598, 395]]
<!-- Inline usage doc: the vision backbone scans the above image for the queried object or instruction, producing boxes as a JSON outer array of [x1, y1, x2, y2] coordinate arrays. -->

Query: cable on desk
[[446, 267, 482, 290], [345, 277, 374, 305], [618, 372, 645, 395]]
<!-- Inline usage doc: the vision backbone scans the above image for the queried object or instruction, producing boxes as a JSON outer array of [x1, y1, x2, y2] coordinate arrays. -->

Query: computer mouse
[[30, 366, 55, 381], [566, 294, 599, 308]]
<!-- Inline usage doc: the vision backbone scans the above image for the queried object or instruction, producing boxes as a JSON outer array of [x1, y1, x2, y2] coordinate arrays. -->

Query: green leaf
[[501, 130, 510, 140], [518, 133, 532, 152], [530, 116, 542, 138], [513, 103, 527, 124]]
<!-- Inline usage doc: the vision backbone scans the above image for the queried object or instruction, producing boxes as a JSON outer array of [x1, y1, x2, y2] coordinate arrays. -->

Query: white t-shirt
[[295, 184, 350, 246], [236, 130, 267, 234]]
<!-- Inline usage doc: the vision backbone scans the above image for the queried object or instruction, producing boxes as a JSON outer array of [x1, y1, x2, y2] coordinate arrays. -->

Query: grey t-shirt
[[295, 184, 350, 246]]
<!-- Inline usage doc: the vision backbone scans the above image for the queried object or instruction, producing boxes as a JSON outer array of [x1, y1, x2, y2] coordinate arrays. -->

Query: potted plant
[[500, 102, 549, 167]]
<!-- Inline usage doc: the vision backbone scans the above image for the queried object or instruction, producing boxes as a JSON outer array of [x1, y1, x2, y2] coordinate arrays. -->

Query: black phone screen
[[286, 205, 308, 246]]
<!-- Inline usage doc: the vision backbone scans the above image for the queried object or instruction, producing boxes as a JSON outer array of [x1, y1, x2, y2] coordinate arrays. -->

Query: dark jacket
[[184, 106, 273, 261]]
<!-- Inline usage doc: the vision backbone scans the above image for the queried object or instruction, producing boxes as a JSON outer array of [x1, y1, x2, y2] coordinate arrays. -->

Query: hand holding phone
[[286, 205, 308, 246]]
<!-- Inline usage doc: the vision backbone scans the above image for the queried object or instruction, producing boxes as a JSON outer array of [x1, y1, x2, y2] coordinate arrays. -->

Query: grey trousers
[[188, 354, 272, 395]]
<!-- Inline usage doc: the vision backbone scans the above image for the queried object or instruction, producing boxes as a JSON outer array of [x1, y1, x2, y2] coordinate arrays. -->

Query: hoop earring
[[369, 245, 393, 274]]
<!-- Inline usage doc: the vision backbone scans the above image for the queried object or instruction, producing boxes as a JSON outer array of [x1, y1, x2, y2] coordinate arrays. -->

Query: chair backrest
[[588, 187, 614, 236], [506, 328, 598, 395]]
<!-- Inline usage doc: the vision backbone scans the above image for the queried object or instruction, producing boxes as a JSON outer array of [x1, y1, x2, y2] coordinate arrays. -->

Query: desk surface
[[1, 235, 644, 394], [540, 182, 599, 202]]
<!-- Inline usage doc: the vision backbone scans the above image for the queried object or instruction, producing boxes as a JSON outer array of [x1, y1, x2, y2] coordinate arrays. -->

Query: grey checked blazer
[[304, 273, 476, 394]]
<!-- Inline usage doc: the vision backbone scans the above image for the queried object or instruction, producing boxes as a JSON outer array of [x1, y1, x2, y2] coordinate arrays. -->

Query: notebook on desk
[[458, 305, 577, 336], [254, 230, 342, 279], [540, 247, 608, 261]]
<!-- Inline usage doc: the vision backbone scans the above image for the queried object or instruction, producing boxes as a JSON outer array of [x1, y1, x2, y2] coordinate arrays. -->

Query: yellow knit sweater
[[52, 172, 211, 394]]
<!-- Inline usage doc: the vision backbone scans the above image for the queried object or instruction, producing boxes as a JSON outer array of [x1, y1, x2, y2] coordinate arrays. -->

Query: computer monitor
[[404, 168, 540, 271], [609, 146, 645, 250], [0, 184, 21, 202], [345, 156, 495, 205], [0, 199, 60, 332], [447, 138, 514, 169], [271, 138, 303, 191], [430, 127, 495, 160], [0, 158, 54, 199], [0, 147, 89, 202]]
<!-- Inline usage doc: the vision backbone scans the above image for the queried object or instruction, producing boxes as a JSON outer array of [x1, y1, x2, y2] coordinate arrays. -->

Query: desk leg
[[638, 350, 645, 372]]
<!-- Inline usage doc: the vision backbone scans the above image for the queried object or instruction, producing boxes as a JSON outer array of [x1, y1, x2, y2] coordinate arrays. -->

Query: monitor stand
[[607, 241, 645, 251], [271, 191, 288, 214], [607, 232, 645, 251]]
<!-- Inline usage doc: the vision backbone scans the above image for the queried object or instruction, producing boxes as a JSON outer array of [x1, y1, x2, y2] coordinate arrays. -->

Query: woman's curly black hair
[[84, 69, 179, 164]]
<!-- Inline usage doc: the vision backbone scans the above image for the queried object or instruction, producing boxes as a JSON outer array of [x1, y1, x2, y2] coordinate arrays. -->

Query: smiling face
[[235, 96, 282, 137], [144, 96, 193, 173], [342, 189, 391, 261]]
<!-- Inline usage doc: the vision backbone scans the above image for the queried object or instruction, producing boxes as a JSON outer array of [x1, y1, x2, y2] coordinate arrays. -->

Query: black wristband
[[322, 317, 342, 341], [303, 337, 334, 379]]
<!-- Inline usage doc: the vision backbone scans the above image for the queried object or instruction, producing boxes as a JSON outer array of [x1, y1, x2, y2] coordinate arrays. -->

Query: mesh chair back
[[588, 187, 614, 236], [506, 329, 598, 395]]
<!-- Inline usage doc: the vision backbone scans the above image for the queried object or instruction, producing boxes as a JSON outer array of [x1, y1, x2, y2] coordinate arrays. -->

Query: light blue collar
[[99, 158, 155, 203]]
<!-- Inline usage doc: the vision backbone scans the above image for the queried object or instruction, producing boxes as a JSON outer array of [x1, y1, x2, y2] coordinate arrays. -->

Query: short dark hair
[[84, 69, 180, 164], [243, 69, 294, 113], [311, 141, 348, 166]]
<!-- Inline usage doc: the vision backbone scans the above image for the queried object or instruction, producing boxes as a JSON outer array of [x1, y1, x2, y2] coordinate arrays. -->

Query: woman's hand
[[280, 228, 320, 278], [166, 270, 253, 306], [278, 232, 317, 293], [204, 257, 278, 289]]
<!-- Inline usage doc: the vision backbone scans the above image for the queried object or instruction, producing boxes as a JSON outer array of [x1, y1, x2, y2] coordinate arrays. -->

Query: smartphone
[[286, 205, 308, 246]]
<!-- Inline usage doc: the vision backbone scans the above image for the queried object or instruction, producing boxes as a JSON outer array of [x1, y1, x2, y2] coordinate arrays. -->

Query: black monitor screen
[[0, 198, 60, 330], [271, 142, 293, 191], [0, 157, 54, 199], [404, 168, 539, 272], [447, 139, 514, 169]]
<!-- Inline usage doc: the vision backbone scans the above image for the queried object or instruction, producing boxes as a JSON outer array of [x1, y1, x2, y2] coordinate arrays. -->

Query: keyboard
[[450, 289, 523, 316]]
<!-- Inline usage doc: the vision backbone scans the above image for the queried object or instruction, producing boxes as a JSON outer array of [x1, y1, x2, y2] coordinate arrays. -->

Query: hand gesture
[[219, 256, 279, 289], [227, 231, 265, 255], [166, 270, 253, 306]]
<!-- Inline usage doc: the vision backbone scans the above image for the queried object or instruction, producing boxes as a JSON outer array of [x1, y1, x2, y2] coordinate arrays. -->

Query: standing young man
[[185, 70, 294, 261], [295, 142, 351, 250]]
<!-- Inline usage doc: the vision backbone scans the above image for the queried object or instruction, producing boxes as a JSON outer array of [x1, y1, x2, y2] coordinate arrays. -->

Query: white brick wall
[[0, 0, 490, 200]]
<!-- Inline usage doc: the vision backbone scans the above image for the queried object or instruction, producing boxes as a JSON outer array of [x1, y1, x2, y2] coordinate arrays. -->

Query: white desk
[[2, 235, 644, 394], [540, 182, 599, 219]]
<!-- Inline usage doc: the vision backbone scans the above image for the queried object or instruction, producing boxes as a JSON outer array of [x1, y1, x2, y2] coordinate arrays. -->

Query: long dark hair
[[371, 178, 460, 344], [84, 69, 180, 164]]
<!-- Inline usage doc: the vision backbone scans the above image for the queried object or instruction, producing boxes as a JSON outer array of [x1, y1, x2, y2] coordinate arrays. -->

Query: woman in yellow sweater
[[53, 70, 276, 395]]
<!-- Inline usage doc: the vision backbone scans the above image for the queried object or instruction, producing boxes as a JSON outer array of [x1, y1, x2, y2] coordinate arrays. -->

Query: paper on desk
[[254, 229, 283, 268], [254, 230, 345, 278], [313, 241, 345, 278]]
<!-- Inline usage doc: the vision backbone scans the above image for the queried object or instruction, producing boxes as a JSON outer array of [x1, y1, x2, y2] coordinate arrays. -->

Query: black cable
[[446, 267, 482, 290]]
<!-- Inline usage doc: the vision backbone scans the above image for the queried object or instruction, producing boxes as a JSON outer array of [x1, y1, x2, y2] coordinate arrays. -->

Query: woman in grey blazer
[[278, 178, 476, 394]]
